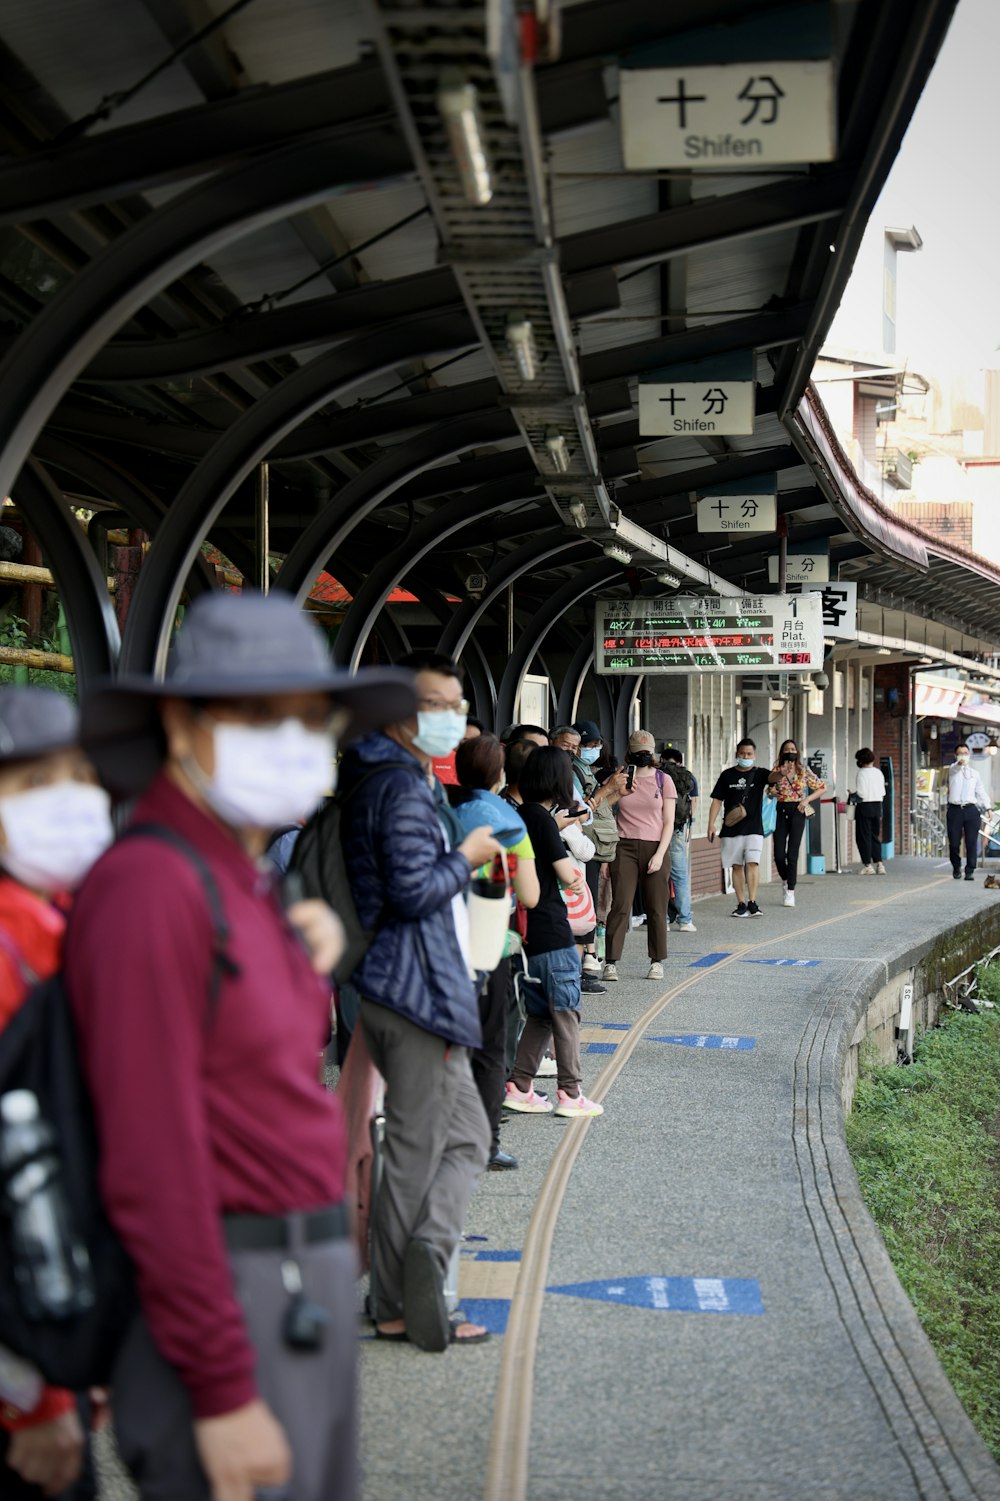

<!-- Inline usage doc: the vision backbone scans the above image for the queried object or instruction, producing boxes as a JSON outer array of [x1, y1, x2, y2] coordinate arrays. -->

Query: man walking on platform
[[947, 741, 990, 880], [707, 738, 770, 917], [660, 745, 698, 932], [69, 593, 414, 1501]]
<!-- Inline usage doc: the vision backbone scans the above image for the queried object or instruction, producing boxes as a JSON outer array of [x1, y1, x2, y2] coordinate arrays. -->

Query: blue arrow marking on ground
[[741, 958, 820, 967], [648, 1034, 755, 1050], [547, 1275, 763, 1315], [586, 1042, 618, 1054], [459, 1298, 511, 1333], [691, 951, 732, 968]]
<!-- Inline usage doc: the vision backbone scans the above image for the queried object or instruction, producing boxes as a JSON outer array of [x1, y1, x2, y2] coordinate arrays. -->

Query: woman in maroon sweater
[[67, 593, 414, 1501]]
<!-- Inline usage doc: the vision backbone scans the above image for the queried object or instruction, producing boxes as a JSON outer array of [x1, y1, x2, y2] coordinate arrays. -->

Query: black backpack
[[0, 824, 236, 1389], [667, 764, 696, 826], [288, 759, 418, 985]]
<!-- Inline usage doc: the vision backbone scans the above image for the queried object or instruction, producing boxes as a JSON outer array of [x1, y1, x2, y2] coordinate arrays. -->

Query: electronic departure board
[[594, 594, 823, 675]]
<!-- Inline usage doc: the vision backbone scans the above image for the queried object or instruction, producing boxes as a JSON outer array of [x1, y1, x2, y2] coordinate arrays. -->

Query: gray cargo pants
[[360, 1000, 490, 1324], [111, 1235, 358, 1501]]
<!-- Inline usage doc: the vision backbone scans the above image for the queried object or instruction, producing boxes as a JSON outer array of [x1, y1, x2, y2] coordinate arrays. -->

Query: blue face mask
[[579, 746, 601, 764], [736, 756, 754, 769], [413, 710, 467, 759]]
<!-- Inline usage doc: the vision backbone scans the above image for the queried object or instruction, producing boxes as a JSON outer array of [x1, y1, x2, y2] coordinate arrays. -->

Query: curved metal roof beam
[[438, 532, 592, 662], [494, 562, 621, 732], [12, 461, 120, 688], [272, 411, 518, 606], [119, 312, 478, 676], [0, 132, 434, 506]]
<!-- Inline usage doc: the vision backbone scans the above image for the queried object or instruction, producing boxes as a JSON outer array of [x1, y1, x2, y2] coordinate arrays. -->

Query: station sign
[[767, 543, 830, 584], [595, 593, 823, 675], [639, 377, 755, 437], [620, 59, 836, 169], [785, 580, 856, 637], [697, 477, 776, 534]]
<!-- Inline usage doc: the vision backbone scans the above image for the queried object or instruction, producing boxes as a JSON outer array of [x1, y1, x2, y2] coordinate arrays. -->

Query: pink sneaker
[[553, 1089, 604, 1118], [504, 1081, 553, 1113]]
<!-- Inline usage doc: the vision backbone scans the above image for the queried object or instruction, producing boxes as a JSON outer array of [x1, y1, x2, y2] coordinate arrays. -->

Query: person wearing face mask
[[65, 592, 416, 1501], [947, 741, 990, 881], [767, 739, 825, 907], [852, 748, 887, 875], [0, 688, 111, 1501], [338, 651, 501, 1351], [708, 738, 771, 917], [603, 730, 676, 981]]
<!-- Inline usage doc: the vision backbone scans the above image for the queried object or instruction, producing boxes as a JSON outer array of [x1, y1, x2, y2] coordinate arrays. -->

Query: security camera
[[465, 572, 487, 597], [813, 671, 830, 690]]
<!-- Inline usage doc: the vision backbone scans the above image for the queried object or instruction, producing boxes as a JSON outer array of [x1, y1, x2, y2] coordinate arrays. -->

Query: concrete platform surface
[[359, 858, 1000, 1501]]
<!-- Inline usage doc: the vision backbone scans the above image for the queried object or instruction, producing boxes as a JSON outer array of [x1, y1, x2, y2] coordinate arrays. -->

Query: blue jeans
[[512, 944, 583, 1094], [669, 827, 692, 924]]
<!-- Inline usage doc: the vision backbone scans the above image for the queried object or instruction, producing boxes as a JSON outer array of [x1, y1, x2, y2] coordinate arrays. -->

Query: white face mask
[[189, 718, 334, 830], [0, 782, 113, 894]]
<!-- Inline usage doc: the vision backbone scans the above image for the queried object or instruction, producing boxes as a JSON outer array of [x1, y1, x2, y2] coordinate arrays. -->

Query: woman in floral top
[[766, 739, 825, 908]]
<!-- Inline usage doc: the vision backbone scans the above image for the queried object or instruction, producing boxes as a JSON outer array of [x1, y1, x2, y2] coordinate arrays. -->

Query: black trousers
[[773, 804, 807, 891], [855, 803, 882, 866], [472, 956, 511, 1155], [947, 804, 980, 875]]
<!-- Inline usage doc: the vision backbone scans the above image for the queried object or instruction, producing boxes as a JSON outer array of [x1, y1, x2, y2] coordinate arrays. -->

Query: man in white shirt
[[947, 742, 990, 881]]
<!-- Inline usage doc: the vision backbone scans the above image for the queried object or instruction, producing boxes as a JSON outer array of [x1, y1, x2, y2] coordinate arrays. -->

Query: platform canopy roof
[[0, 0, 994, 705]]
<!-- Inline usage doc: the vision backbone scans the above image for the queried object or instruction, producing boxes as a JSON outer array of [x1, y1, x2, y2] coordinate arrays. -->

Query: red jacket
[[65, 775, 348, 1419], [0, 876, 77, 1432]]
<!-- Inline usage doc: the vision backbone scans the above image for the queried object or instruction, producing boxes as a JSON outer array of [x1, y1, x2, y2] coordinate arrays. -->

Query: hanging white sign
[[696, 493, 776, 533], [638, 379, 755, 437], [785, 581, 857, 638], [767, 551, 830, 584], [620, 59, 836, 169]]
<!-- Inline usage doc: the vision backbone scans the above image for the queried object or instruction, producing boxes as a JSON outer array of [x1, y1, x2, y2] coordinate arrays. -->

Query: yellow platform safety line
[[482, 876, 950, 1501]]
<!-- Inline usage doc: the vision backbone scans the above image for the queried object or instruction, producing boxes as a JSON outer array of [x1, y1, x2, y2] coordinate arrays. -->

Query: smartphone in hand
[[625, 765, 636, 791]]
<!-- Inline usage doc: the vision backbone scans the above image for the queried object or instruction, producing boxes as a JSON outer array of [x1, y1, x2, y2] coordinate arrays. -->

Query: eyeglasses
[[417, 697, 470, 715]]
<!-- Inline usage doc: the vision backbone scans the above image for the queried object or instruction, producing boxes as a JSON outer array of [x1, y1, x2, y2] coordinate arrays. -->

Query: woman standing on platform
[[853, 748, 887, 875], [767, 739, 825, 907]]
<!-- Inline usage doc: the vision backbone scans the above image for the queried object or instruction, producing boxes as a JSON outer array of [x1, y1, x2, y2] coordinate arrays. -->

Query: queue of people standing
[[0, 584, 862, 1501]]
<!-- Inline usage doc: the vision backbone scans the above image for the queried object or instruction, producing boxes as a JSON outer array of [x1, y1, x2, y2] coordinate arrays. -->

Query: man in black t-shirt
[[708, 737, 770, 917]]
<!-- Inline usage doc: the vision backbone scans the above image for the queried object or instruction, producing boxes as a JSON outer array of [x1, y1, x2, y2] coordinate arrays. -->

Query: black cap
[[572, 719, 603, 744]]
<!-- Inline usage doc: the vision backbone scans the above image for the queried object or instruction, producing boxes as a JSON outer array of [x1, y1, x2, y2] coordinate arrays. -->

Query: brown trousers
[[606, 838, 671, 963]]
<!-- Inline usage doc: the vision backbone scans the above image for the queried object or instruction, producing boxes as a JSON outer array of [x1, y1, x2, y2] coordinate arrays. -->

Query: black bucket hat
[[0, 686, 80, 763], [81, 591, 417, 796]]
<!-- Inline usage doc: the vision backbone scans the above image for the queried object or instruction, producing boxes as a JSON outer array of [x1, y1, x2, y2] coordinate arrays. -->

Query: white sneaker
[[535, 1054, 558, 1078], [783, 890, 795, 907], [630, 915, 646, 929], [581, 954, 602, 976], [876, 862, 887, 875], [554, 1089, 604, 1118], [859, 864, 875, 875], [676, 921, 697, 932], [602, 962, 619, 982], [646, 962, 664, 981]]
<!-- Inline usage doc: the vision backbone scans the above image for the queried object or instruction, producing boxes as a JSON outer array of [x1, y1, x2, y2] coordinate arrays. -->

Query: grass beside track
[[846, 992, 1000, 1462]]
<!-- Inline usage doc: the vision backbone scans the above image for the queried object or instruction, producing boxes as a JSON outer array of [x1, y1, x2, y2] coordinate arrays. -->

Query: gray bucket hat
[[0, 686, 80, 763], [81, 591, 417, 796]]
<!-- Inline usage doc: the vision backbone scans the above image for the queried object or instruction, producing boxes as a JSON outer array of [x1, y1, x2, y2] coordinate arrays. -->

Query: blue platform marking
[[690, 951, 732, 968], [586, 1042, 618, 1054], [598, 1022, 631, 1031], [742, 957, 820, 968], [469, 1249, 521, 1262], [459, 1298, 511, 1334], [547, 1275, 763, 1316], [648, 1034, 755, 1050]]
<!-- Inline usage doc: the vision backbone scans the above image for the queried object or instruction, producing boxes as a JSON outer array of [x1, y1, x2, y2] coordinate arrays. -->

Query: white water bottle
[[466, 855, 510, 974], [0, 1090, 94, 1320]]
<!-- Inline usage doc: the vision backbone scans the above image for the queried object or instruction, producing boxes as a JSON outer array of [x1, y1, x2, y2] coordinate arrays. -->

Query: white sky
[[826, 0, 1000, 378]]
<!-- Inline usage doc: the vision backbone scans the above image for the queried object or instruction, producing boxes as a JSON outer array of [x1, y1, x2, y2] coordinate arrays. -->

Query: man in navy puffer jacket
[[341, 653, 501, 1349]]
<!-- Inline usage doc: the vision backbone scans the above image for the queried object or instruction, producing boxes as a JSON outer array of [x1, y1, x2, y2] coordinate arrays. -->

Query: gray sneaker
[[602, 962, 619, 982]]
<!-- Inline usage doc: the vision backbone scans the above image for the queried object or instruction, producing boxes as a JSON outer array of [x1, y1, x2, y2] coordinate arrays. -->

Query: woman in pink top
[[603, 730, 676, 983]]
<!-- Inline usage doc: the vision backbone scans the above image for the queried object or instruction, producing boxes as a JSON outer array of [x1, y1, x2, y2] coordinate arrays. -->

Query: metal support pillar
[[556, 637, 597, 727], [255, 463, 270, 594]]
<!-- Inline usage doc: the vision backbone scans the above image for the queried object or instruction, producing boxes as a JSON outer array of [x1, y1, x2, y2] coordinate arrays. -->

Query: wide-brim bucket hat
[[81, 591, 418, 796], [0, 685, 81, 763]]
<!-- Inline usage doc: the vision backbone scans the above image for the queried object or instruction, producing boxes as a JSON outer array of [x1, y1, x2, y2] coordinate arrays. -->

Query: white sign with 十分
[[638, 380, 755, 437], [620, 59, 836, 169]]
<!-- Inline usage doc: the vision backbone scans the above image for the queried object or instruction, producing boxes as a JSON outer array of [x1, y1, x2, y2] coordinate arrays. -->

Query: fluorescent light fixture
[[437, 71, 493, 206], [877, 647, 892, 656], [603, 542, 632, 564], [567, 496, 588, 529], [656, 571, 681, 588], [505, 312, 538, 382], [545, 429, 570, 474]]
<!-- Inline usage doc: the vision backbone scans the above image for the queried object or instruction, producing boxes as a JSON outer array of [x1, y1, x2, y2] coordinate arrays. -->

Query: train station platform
[[359, 859, 1000, 1501]]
